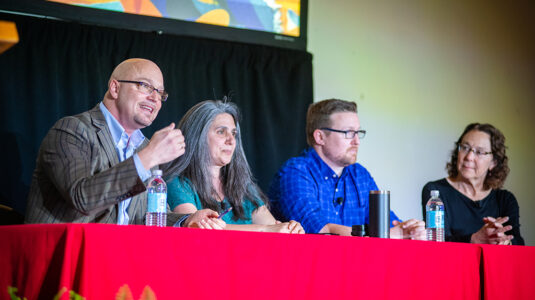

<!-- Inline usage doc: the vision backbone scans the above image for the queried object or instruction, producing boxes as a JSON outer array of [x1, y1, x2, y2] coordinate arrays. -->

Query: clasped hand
[[184, 209, 226, 230], [266, 220, 305, 234], [390, 219, 426, 240], [471, 216, 513, 245]]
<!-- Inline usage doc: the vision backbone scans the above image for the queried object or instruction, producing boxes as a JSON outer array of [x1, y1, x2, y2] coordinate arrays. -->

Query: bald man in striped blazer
[[25, 58, 224, 228]]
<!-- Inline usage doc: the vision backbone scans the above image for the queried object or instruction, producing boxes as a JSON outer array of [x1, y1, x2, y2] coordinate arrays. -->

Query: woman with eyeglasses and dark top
[[422, 123, 524, 245]]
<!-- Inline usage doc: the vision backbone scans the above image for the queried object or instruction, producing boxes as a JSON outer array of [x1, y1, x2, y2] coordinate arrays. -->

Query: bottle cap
[[151, 169, 163, 176], [431, 190, 440, 198]]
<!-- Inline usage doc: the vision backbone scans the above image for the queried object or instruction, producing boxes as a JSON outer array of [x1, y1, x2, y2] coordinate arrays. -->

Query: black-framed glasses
[[457, 143, 492, 157], [320, 128, 366, 139], [117, 80, 168, 102]]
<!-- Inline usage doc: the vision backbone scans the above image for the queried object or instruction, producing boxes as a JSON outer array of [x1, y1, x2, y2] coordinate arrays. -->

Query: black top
[[421, 178, 524, 245]]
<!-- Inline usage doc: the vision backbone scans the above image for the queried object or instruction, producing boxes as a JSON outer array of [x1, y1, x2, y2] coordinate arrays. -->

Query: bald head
[[108, 58, 163, 86], [103, 58, 165, 134]]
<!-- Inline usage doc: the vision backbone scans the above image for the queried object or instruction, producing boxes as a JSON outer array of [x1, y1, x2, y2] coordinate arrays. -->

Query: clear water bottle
[[145, 170, 167, 227], [426, 190, 445, 242]]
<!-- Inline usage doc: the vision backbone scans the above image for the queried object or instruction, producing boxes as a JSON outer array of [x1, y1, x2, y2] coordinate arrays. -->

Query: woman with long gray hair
[[167, 100, 304, 233]]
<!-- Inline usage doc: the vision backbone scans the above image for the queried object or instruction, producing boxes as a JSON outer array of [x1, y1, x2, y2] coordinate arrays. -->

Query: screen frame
[[0, 0, 308, 50]]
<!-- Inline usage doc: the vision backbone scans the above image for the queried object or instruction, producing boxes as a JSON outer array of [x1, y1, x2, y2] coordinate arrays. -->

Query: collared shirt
[[99, 102, 151, 225], [269, 148, 400, 234]]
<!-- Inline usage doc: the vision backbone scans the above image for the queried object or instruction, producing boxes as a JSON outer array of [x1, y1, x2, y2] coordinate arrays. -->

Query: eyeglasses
[[320, 128, 366, 139], [458, 143, 492, 157], [117, 80, 168, 102]]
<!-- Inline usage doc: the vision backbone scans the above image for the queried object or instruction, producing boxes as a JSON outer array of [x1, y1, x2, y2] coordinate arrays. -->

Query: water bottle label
[[426, 211, 444, 229], [147, 193, 167, 213]]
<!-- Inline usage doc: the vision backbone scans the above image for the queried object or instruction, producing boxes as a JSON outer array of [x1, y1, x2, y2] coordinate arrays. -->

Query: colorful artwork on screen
[[47, 0, 300, 37]]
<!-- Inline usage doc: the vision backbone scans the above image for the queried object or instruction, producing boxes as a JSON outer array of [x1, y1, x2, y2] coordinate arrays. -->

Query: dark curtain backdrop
[[0, 13, 312, 215]]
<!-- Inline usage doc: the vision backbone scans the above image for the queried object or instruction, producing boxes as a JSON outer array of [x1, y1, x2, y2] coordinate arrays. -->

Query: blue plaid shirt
[[269, 148, 400, 234]]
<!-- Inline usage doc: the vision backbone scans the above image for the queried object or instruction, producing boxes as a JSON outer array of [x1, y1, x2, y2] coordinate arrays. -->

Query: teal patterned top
[[167, 177, 264, 224]]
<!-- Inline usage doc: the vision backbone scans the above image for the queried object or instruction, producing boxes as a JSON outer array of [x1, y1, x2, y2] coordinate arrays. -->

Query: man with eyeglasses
[[25, 58, 223, 228], [269, 99, 425, 238]]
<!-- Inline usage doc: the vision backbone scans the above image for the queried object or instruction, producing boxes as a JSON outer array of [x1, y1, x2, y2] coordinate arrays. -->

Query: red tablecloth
[[480, 244, 535, 300], [0, 224, 484, 299]]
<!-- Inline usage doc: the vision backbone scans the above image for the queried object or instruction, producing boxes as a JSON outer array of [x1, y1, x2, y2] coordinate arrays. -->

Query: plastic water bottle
[[145, 170, 167, 226], [426, 190, 444, 242]]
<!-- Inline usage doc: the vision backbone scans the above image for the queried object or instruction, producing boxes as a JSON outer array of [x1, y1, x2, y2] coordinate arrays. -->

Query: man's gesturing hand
[[138, 123, 186, 170]]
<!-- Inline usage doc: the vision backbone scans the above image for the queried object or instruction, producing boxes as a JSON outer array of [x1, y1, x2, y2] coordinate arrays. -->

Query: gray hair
[[174, 100, 265, 220]]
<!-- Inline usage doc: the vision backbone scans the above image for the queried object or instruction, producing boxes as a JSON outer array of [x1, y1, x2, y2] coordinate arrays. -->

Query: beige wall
[[308, 0, 535, 245]]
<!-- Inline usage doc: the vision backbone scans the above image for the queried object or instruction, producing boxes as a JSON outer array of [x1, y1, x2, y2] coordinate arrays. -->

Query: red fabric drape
[[480, 244, 535, 300], [0, 224, 494, 299]]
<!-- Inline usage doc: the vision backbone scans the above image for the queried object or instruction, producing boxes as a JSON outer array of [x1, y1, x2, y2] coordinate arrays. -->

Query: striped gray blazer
[[25, 104, 184, 225]]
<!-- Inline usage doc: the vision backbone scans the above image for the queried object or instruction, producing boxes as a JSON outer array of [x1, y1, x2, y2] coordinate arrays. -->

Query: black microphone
[[334, 197, 344, 205]]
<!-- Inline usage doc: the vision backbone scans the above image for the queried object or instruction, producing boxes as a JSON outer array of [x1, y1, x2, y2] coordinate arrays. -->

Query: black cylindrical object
[[369, 190, 390, 238], [351, 224, 367, 237]]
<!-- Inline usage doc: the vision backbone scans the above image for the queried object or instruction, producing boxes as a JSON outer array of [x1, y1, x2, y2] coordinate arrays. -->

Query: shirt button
[[324, 176, 328, 180], [332, 174, 337, 178], [335, 212, 339, 215], [335, 188, 338, 192]]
